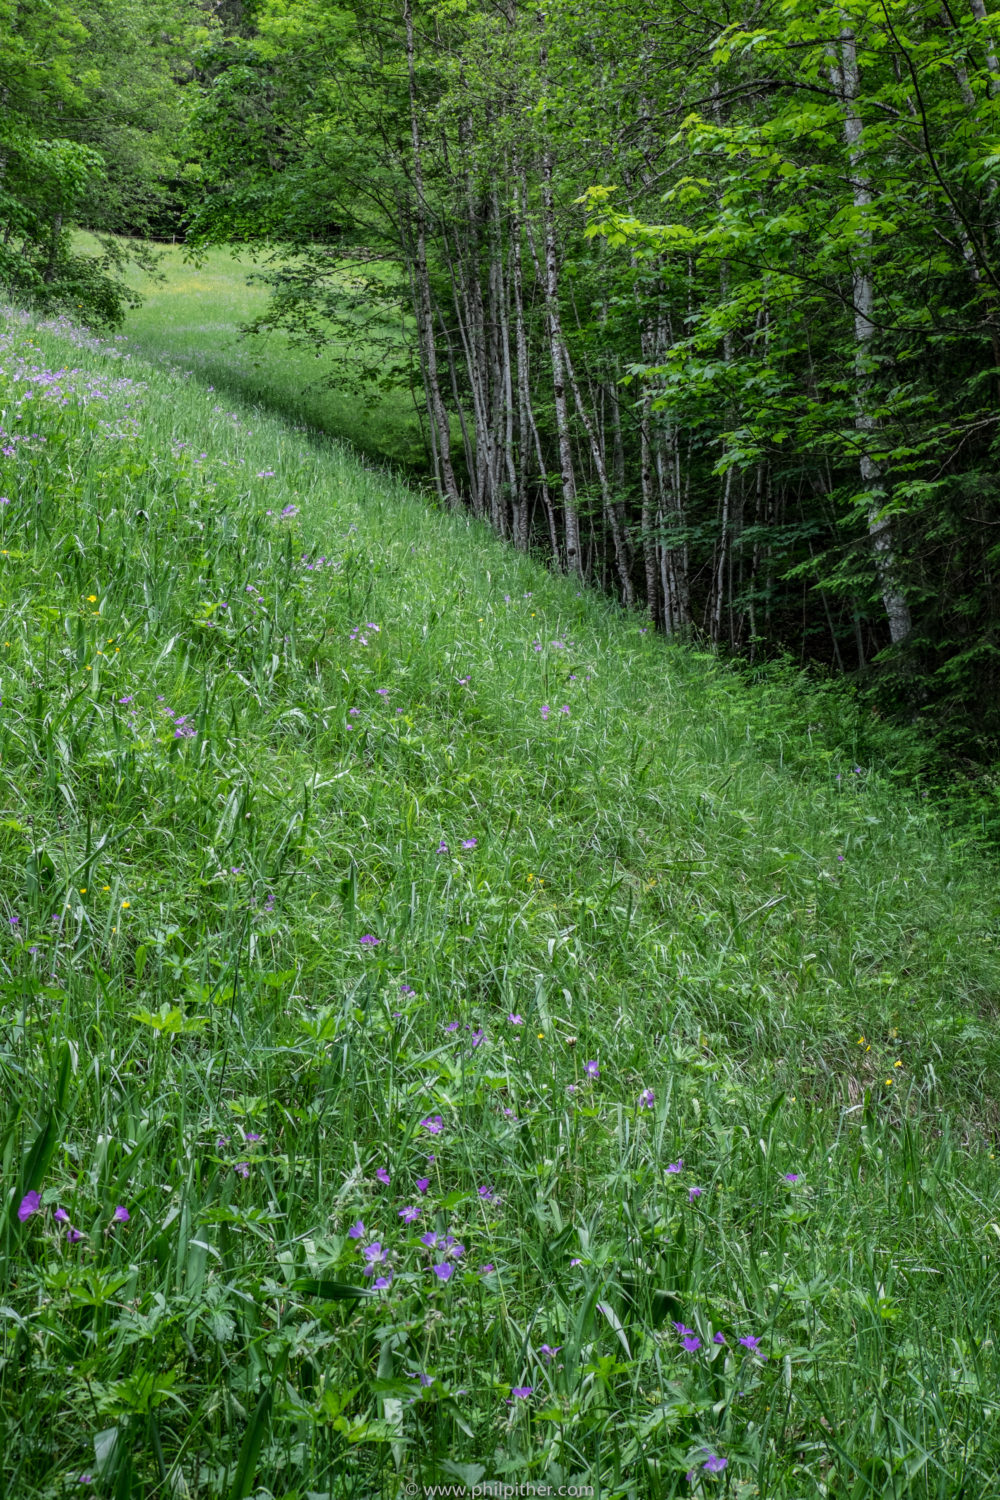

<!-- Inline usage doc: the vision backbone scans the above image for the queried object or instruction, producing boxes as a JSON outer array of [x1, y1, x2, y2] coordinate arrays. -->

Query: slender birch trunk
[[830, 22, 913, 645], [404, 0, 461, 509]]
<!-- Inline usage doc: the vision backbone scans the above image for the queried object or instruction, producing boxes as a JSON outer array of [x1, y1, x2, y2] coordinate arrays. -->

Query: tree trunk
[[831, 22, 913, 645]]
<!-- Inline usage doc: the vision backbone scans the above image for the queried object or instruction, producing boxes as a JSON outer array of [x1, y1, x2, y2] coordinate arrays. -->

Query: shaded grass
[[1, 305, 1000, 1498]]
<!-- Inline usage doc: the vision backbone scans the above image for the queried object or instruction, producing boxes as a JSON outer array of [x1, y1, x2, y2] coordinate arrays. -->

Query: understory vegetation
[[3, 307, 1000, 1498]]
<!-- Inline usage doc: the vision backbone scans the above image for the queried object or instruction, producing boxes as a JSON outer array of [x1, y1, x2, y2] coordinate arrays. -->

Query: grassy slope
[[2, 303, 1000, 1498], [116, 239, 427, 471]]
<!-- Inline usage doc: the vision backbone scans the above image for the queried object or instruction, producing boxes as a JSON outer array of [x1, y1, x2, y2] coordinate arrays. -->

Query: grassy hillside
[[116, 240, 427, 471], [2, 303, 1000, 1498]]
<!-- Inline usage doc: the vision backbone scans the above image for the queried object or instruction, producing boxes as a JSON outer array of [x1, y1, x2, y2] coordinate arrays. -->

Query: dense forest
[[6, 0, 1000, 755]]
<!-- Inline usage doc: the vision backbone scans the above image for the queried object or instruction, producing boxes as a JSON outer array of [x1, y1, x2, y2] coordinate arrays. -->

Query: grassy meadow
[[114, 239, 428, 472], [2, 297, 1000, 1498]]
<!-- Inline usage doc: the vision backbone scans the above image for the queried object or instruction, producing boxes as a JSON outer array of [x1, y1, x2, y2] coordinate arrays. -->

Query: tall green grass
[[2, 304, 1000, 1499]]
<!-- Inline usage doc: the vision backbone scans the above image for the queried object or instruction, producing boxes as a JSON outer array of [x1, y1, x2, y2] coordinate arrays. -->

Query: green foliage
[[2, 305, 1000, 1496], [0, 0, 202, 323]]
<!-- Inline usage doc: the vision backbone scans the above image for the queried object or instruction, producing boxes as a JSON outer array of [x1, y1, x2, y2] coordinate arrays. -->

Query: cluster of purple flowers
[[674, 1320, 765, 1358], [18, 1192, 129, 1239]]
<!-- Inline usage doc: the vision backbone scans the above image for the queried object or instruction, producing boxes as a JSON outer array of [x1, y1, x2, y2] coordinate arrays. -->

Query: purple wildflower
[[17, 1191, 41, 1222], [511, 1386, 533, 1399], [478, 1186, 494, 1200], [373, 1273, 393, 1290], [638, 1088, 655, 1109], [399, 1205, 421, 1223], [437, 841, 449, 855], [432, 1263, 453, 1282], [416, 1176, 430, 1194], [681, 1335, 702, 1353], [739, 1335, 763, 1354], [470, 1028, 484, 1047], [480, 1263, 495, 1274], [420, 1231, 439, 1249], [508, 1013, 524, 1025], [421, 1115, 444, 1135], [539, 1344, 562, 1362], [784, 1172, 801, 1183], [713, 1332, 726, 1345], [66, 1227, 84, 1243], [400, 983, 414, 995], [348, 1220, 365, 1239], [703, 1455, 727, 1474], [359, 934, 380, 947], [112, 1205, 130, 1222], [233, 1162, 250, 1179], [376, 1166, 391, 1186], [673, 1322, 695, 1337], [362, 1242, 387, 1267], [666, 1159, 684, 1174], [444, 1020, 459, 1032], [584, 1060, 599, 1079], [54, 1207, 70, 1225], [245, 1132, 263, 1143], [689, 1186, 702, 1202]]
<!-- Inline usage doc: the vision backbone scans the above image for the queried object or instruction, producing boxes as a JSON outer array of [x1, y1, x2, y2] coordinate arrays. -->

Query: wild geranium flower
[[437, 841, 449, 855], [511, 1386, 533, 1399], [480, 1263, 495, 1274], [739, 1335, 763, 1354], [17, 1191, 41, 1222], [362, 1242, 387, 1268], [432, 1262, 453, 1282], [399, 1205, 420, 1223], [673, 1322, 695, 1336], [359, 934, 379, 947], [689, 1186, 702, 1202], [233, 1162, 250, 1179], [666, 1159, 683, 1174], [245, 1132, 263, 1143], [416, 1176, 430, 1194], [66, 1227, 84, 1243], [348, 1220, 365, 1239], [111, 1205, 130, 1222], [784, 1172, 801, 1183], [373, 1273, 393, 1290], [400, 983, 414, 995], [478, 1186, 494, 1200], [638, 1088, 655, 1108], [539, 1344, 562, 1362], [508, 1013, 523, 1025], [462, 838, 477, 849], [470, 1028, 485, 1047], [681, 1335, 702, 1353], [713, 1331, 726, 1345], [444, 1020, 459, 1032], [446, 1239, 465, 1259], [702, 1455, 727, 1474], [420, 1231, 440, 1249], [583, 1060, 600, 1079], [421, 1115, 444, 1135], [54, 1207, 70, 1225]]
